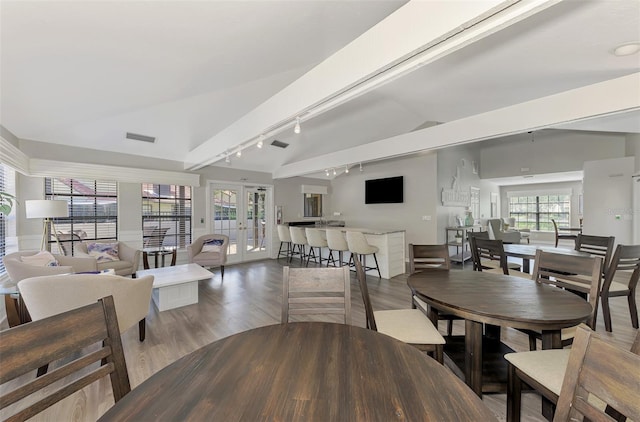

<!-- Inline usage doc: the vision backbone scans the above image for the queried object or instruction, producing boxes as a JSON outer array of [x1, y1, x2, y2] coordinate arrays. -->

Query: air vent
[[271, 140, 289, 149], [126, 132, 156, 143]]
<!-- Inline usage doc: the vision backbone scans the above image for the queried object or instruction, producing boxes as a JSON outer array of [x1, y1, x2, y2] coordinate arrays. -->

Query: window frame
[[508, 193, 571, 231]]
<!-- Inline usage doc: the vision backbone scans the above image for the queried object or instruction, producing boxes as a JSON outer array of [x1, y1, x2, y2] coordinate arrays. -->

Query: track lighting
[[225, 154, 230, 163], [294, 117, 301, 134], [257, 134, 264, 148], [236, 149, 242, 158], [325, 169, 330, 177], [359, 163, 363, 172], [333, 168, 337, 176], [345, 165, 349, 174]]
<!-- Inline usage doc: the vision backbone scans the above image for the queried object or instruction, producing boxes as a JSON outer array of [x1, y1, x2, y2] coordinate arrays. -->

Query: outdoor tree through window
[[509, 194, 571, 231]]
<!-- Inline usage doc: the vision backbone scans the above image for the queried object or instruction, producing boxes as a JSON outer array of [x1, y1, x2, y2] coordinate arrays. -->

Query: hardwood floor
[[2, 256, 638, 421]]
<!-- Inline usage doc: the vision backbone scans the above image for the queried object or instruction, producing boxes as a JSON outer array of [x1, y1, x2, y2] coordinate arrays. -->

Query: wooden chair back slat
[[0, 296, 131, 421], [603, 244, 640, 290], [553, 325, 640, 422], [282, 266, 351, 324], [532, 250, 603, 328], [408, 244, 450, 273]]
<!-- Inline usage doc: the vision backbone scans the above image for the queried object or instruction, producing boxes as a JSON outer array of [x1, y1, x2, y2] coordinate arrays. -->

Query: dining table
[[407, 270, 592, 397], [502, 243, 590, 273], [98, 322, 497, 421]]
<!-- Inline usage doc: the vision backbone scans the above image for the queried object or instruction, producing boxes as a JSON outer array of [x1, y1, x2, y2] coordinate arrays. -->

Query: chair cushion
[[374, 309, 445, 345], [97, 260, 132, 273], [505, 349, 570, 395], [20, 251, 59, 267], [87, 242, 120, 262], [201, 238, 224, 252]]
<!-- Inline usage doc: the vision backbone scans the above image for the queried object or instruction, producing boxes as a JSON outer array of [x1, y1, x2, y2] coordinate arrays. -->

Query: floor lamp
[[25, 199, 69, 253]]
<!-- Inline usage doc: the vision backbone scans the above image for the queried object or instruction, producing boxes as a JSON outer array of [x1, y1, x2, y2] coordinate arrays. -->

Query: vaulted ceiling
[[1, 0, 639, 180]]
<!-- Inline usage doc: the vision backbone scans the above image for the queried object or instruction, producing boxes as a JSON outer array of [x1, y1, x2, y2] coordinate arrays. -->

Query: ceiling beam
[[184, 0, 559, 170], [272, 72, 640, 179]]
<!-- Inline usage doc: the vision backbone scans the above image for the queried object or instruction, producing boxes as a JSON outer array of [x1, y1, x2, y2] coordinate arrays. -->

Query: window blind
[[142, 183, 192, 249]]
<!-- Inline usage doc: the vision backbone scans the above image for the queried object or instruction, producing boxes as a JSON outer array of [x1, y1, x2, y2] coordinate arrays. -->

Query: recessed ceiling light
[[613, 42, 640, 56]]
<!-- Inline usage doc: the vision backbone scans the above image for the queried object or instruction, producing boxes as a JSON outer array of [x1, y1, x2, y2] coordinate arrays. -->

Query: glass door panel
[[245, 188, 267, 258], [211, 188, 239, 262]]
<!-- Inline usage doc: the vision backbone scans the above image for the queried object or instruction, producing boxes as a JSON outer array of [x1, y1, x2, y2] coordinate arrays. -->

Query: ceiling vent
[[126, 132, 156, 143], [270, 140, 289, 149]]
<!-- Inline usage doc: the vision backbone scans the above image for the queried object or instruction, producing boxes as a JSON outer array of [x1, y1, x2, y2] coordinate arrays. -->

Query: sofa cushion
[[20, 251, 59, 267], [201, 238, 224, 252], [87, 242, 120, 262]]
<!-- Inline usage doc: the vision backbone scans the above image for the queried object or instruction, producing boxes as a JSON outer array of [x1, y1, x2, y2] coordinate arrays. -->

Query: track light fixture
[[257, 134, 264, 148], [325, 169, 330, 177], [225, 154, 230, 163], [236, 149, 242, 158], [294, 117, 301, 134], [359, 162, 363, 172], [333, 168, 337, 176], [345, 165, 349, 174]]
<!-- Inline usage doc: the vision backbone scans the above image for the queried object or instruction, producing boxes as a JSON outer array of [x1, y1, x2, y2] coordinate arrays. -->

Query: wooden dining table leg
[[465, 319, 483, 397], [541, 330, 562, 420]]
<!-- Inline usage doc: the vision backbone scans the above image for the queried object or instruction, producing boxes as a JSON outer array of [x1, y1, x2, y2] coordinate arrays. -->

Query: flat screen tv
[[365, 176, 403, 204]]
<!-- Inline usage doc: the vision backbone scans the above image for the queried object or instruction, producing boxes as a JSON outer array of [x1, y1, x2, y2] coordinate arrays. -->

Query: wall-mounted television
[[365, 176, 404, 204]]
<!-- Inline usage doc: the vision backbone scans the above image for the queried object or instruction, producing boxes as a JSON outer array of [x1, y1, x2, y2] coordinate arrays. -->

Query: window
[[303, 194, 322, 217], [509, 194, 571, 231], [0, 164, 16, 275], [45, 178, 118, 255], [142, 184, 191, 248]]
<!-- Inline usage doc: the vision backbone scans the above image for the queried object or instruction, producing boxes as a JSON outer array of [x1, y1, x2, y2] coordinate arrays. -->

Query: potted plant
[[0, 192, 16, 215]]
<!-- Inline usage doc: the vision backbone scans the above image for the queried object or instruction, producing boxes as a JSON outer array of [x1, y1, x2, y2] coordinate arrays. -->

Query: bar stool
[[346, 231, 381, 278], [276, 224, 293, 260], [305, 228, 328, 266], [289, 226, 308, 263], [326, 229, 350, 267]]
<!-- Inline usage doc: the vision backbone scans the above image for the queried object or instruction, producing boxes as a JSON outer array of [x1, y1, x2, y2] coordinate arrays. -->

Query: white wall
[[436, 144, 498, 243], [626, 133, 640, 172], [583, 157, 634, 245], [480, 130, 626, 179], [329, 152, 439, 246]]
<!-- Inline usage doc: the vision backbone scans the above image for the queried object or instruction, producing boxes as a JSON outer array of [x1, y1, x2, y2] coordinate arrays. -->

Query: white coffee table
[[136, 263, 213, 311]]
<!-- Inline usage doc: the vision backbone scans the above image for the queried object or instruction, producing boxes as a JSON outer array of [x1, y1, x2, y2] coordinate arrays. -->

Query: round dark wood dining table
[[407, 270, 593, 396], [98, 322, 497, 421]]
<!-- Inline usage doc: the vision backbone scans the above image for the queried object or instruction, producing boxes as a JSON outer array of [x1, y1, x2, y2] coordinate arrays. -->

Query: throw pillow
[[201, 238, 224, 253], [87, 242, 120, 263], [20, 251, 59, 267]]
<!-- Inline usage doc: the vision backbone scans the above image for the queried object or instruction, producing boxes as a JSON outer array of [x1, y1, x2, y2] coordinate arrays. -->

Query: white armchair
[[487, 219, 523, 244], [503, 217, 530, 244], [3, 251, 98, 282], [188, 234, 229, 278]]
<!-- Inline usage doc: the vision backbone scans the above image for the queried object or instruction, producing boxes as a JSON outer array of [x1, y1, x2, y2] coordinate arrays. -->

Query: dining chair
[[408, 244, 459, 336], [550, 234, 614, 299], [524, 250, 603, 350], [355, 258, 445, 363], [600, 244, 640, 332], [0, 296, 131, 422], [467, 230, 489, 271], [553, 325, 640, 422], [551, 219, 578, 248], [469, 237, 529, 278], [505, 325, 640, 422], [281, 266, 351, 324]]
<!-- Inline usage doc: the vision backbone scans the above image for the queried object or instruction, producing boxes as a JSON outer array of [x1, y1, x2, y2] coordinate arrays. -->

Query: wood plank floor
[[2, 255, 638, 422]]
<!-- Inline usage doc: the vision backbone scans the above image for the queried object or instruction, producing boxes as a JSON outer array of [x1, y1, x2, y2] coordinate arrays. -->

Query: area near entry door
[[210, 183, 272, 264]]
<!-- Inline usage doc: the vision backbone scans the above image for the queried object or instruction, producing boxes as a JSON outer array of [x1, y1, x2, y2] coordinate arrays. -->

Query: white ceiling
[[1, 0, 639, 180]]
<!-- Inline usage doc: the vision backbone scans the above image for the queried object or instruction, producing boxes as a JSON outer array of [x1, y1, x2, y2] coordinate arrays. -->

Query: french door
[[209, 182, 272, 264]]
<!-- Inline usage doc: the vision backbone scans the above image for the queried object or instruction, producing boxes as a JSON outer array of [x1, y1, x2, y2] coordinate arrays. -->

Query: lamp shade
[[25, 200, 69, 219]]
